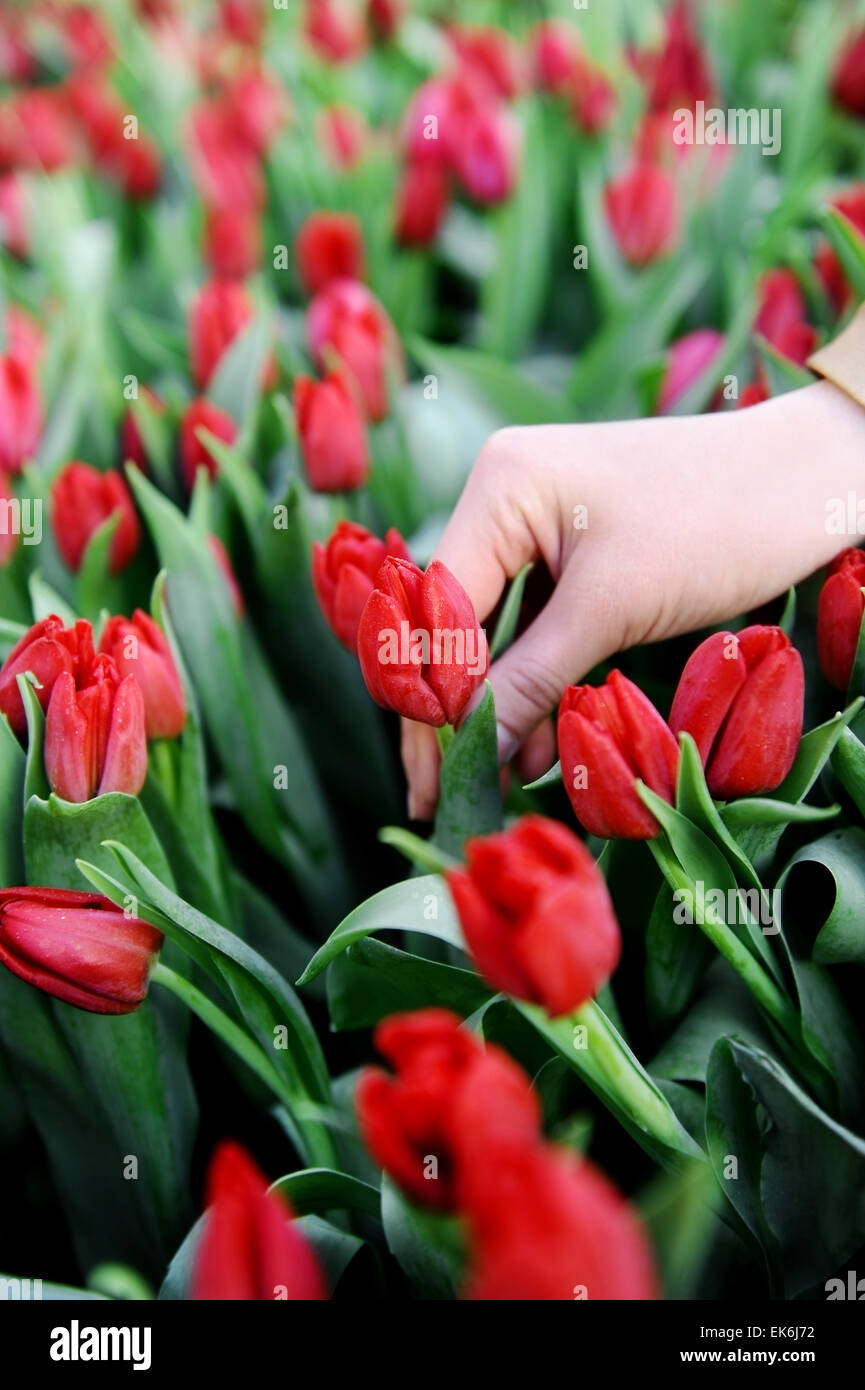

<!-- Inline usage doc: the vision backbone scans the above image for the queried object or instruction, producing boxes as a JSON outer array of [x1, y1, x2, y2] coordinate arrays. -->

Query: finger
[[401, 718, 440, 821], [513, 717, 557, 785]]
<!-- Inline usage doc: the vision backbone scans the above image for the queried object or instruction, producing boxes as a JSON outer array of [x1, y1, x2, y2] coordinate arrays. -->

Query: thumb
[[488, 555, 618, 761]]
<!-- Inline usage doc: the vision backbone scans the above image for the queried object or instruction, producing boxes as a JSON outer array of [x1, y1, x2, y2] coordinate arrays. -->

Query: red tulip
[[0, 89, 76, 172], [739, 379, 769, 408], [531, 21, 577, 93], [50, 463, 140, 575], [0, 886, 163, 1016], [294, 372, 369, 493], [218, 0, 265, 48], [833, 27, 865, 118], [570, 56, 616, 135], [99, 610, 186, 740], [45, 655, 148, 802], [460, 1142, 657, 1301], [657, 328, 724, 413], [450, 25, 524, 101], [450, 100, 520, 206], [357, 557, 488, 726], [5, 307, 44, 369], [312, 520, 411, 653], [754, 269, 816, 365], [62, 5, 114, 68], [222, 69, 288, 156], [558, 671, 679, 839], [446, 815, 621, 1017], [395, 160, 450, 246], [817, 548, 865, 691], [120, 386, 165, 474], [204, 204, 262, 279], [189, 277, 254, 389], [317, 106, 368, 169], [368, 0, 404, 41], [402, 79, 459, 167], [0, 469, 17, 567], [605, 164, 678, 267], [0, 615, 94, 740], [669, 625, 804, 799], [356, 1009, 539, 1211], [307, 278, 403, 422], [180, 398, 237, 492], [208, 534, 245, 619], [303, 0, 368, 64], [0, 353, 41, 474], [192, 1141, 326, 1300], [638, 0, 715, 115], [186, 102, 265, 211], [295, 212, 365, 296]]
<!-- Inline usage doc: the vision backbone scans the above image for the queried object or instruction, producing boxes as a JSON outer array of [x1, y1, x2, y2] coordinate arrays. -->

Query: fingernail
[[496, 721, 518, 764]]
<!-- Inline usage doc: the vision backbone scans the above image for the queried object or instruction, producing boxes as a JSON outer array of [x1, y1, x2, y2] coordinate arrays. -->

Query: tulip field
[[2, 0, 865, 1329]]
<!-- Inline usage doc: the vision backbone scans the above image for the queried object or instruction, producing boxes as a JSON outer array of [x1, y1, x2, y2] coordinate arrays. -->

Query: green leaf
[[18, 673, 49, 804], [522, 758, 562, 791], [433, 682, 501, 859], [298, 874, 463, 986], [407, 336, 573, 426], [490, 562, 532, 660], [0, 716, 25, 885], [75, 511, 120, 623], [820, 206, 865, 302], [207, 314, 271, 435], [645, 881, 713, 1027], [754, 335, 813, 395], [778, 825, 865, 966], [378, 826, 459, 874], [327, 937, 492, 1031], [380, 1176, 463, 1300], [269, 1168, 380, 1218]]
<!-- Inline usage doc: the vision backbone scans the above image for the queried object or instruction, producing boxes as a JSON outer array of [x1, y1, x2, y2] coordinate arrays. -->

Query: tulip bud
[[192, 1141, 327, 1300], [317, 105, 368, 169], [0, 615, 94, 740], [204, 204, 262, 279], [303, 0, 368, 64], [558, 671, 679, 839], [312, 520, 411, 653], [570, 58, 616, 134], [0, 886, 163, 1015], [401, 79, 457, 166], [357, 557, 488, 726], [754, 269, 816, 365], [180, 397, 237, 492], [447, 815, 621, 1017], [223, 70, 288, 155], [817, 548, 865, 691], [307, 278, 403, 422], [739, 379, 769, 408], [0, 352, 41, 474], [294, 371, 370, 493], [531, 21, 577, 93], [657, 328, 724, 414], [395, 160, 450, 246], [45, 656, 148, 802], [368, 0, 404, 42], [189, 277, 254, 389], [99, 610, 186, 740], [187, 102, 266, 211], [356, 1008, 539, 1211], [604, 164, 678, 266], [50, 463, 140, 575], [833, 27, 865, 118], [641, 0, 715, 115], [461, 1142, 657, 1301], [669, 625, 804, 799], [218, 0, 265, 48], [450, 26, 524, 101], [0, 89, 75, 172], [451, 101, 520, 206], [295, 212, 365, 296]]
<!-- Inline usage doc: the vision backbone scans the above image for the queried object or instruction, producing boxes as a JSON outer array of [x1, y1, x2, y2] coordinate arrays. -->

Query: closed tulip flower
[[303, 0, 368, 64], [294, 372, 370, 493], [45, 655, 148, 803], [395, 160, 450, 246], [0, 887, 163, 1015], [317, 105, 368, 169], [192, 1141, 327, 1300], [357, 557, 488, 726], [204, 204, 262, 279], [0, 352, 41, 474], [307, 278, 403, 422], [295, 212, 364, 296], [0, 615, 94, 740], [605, 163, 678, 266], [368, 0, 404, 42], [640, 0, 715, 114], [558, 671, 679, 839], [657, 328, 724, 413], [119, 385, 165, 474], [754, 269, 816, 366], [356, 1009, 539, 1211], [446, 816, 621, 1017], [189, 277, 254, 389], [450, 101, 520, 206], [99, 610, 186, 740], [531, 21, 577, 93], [817, 548, 865, 691], [669, 625, 804, 799], [180, 397, 237, 491], [50, 463, 140, 575], [460, 1142, 657, 1301], [833, 27, 865, 118], [312, 520, 411, 653]]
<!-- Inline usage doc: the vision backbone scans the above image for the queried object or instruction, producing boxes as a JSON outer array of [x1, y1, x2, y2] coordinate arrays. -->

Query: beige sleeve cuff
[[807, 302, 865, 409]]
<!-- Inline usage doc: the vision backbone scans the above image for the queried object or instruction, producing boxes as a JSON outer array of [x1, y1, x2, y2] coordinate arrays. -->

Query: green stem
[[647, 838, 801, 1046], [151, 962, 334, 1168]]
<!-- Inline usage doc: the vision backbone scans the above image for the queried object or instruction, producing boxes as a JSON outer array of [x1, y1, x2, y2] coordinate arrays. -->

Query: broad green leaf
[[407, 336, 573, 426], [380, 1176, 463, 1300], [269, 1168, 380, 1218], [433, 682, 501, 858], [327, 937, 491, 1031]]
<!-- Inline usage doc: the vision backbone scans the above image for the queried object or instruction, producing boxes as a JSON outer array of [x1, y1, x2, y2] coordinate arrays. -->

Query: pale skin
[[402, 380, 865, 819]]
